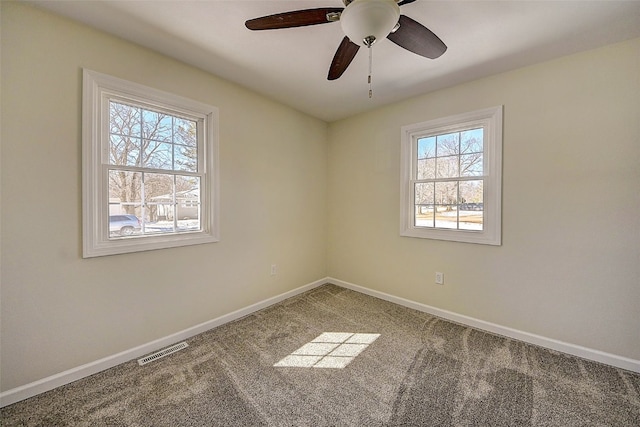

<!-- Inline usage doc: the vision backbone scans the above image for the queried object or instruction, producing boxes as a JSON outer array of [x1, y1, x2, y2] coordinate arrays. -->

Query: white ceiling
[[27, 0, 640, 122]]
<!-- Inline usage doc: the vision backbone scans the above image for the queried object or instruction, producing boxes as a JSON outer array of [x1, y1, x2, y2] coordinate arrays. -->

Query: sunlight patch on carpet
[[274, 332, 380, 369]]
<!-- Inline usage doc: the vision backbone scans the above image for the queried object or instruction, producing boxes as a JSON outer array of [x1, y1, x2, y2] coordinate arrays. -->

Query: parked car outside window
[[109, 215, 141, 236]]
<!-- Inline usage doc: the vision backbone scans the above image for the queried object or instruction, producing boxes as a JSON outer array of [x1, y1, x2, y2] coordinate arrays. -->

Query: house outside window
[[400, 106, 502, 245], [83, 69, 219, 257]]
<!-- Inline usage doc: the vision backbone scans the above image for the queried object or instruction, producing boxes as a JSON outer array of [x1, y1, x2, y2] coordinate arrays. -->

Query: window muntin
[[400, 106, 502, 245], [83, 69, 219, 257]]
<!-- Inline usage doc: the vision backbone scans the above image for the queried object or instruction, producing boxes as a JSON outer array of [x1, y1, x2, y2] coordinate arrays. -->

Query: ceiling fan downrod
[[368, 43, 373, 98]]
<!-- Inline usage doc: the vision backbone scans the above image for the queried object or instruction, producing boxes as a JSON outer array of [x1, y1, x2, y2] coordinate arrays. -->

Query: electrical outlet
[[271, 264, 277, 276], [435, 272, 444, 285]]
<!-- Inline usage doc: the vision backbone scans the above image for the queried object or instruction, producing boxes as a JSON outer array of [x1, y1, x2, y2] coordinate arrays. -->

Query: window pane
[[460, 128, 483, 154], [143, 141, 173, 170], [415, 184, 434, 227], [108, 170, 142, 237], [417, 158, 435, 179], [109, 170, 141, 205], [417, 137, 435, 159], [142, 173, 173, 234], [460, 153, 483, 176], [142, 110, 172, 142], [436, 155, 459, 178], [110, 102, 140, 137], [110, 135, 140, 167], [436, 132, 459, 156], [459, 180, 483, 230], [175, 117, 197, 148], [174, 144, 198, 173], [415, 182, 434, 228], [415, 182, 434, 205], [435, 181, 457, 205], [459, 180, 483, 205], [176, 176, 201, 232], [415, 205, 434, 228], [435, 181, 458, 228]]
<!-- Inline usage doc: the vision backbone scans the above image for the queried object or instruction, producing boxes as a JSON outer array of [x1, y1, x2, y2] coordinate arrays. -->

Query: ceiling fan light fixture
[[340, 0, 400, 47]]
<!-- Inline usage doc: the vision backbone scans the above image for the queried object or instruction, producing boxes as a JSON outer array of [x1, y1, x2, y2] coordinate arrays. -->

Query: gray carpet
[[2, 284, 639, 426]]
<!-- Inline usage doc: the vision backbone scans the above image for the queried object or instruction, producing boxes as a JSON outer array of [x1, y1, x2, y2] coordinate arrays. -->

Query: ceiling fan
[[245, 0, 447, 83]]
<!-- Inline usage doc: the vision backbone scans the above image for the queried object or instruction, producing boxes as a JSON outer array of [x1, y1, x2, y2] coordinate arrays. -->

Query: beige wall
[[327, 37, 640, 360], [2, 1, 639, 395], [1, 2, 327, 391]]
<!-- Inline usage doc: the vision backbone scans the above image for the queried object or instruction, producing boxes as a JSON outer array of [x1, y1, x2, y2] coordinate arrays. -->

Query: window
[[83, 69, 219, 257], [400, 106, 502, 245]]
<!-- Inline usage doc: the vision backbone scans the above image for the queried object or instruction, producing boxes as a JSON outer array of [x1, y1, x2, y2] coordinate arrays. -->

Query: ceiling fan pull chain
[[368, 46, 373, 99]]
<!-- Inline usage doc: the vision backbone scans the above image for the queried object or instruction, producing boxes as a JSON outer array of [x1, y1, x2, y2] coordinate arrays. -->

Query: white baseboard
[[3, 276, 638, 408], [328, 277, 640, 374], [0, 278, 327, 408]]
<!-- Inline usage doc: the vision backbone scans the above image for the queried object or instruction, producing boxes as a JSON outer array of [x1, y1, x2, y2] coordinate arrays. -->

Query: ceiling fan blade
[[245, 8, 343, 30], [328, 36, 360, 80], [387, 15, 447, 59], [397, 0, 418, 5]]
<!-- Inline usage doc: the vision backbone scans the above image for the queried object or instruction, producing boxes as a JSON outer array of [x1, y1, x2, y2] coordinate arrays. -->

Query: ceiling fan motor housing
[[340, 0, 400, 47]]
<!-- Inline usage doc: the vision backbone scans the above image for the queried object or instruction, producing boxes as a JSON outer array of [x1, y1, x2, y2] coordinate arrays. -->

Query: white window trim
[[400, 106, 503, 245], [82, 69, 219, 257]]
